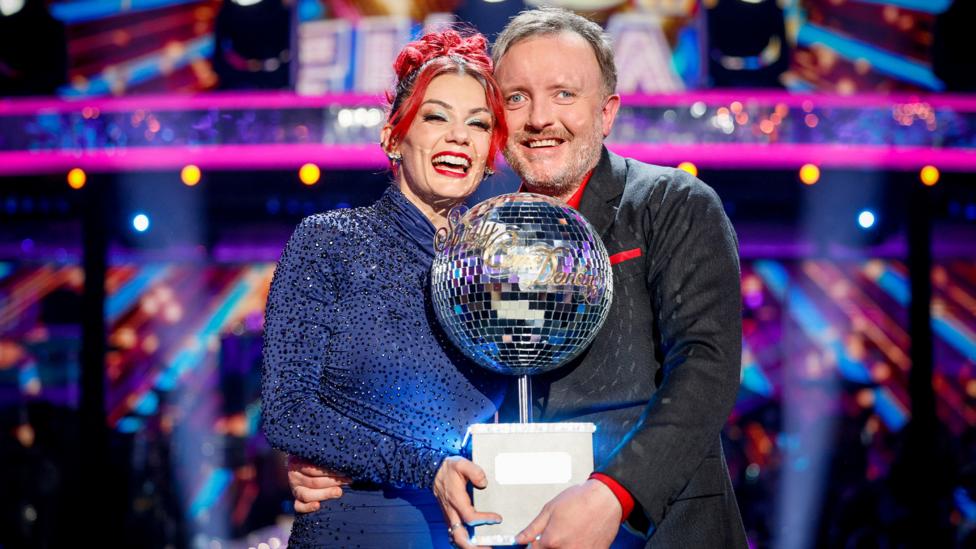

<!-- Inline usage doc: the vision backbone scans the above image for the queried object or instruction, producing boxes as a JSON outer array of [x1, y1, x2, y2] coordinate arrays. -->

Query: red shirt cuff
[[589, 472, 635, 523]]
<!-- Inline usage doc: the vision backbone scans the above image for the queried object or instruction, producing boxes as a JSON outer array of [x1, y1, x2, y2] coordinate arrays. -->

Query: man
[[287, 7, 747, 548]]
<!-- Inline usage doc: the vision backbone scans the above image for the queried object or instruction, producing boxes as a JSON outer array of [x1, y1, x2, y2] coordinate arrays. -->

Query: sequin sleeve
[[261, 215, 451, 489]]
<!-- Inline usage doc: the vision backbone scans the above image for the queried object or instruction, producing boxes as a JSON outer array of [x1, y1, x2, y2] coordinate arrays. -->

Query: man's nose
[[527, 99, 555, 131]]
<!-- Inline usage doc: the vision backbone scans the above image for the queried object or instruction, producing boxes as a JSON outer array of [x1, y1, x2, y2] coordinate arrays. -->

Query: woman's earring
[[387, 152, 402, 163], [483, 167, 494, 178]]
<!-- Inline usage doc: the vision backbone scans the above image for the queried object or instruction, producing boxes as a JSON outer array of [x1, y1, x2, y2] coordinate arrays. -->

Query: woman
[[261, 30, 508, 548]]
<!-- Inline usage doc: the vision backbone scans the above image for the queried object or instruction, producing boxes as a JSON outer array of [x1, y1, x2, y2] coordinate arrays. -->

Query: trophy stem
[[517, 375, 532, 424]]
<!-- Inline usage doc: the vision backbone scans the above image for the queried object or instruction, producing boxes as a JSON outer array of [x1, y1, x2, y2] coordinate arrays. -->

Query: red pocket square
[[609, 248, 642, 265]]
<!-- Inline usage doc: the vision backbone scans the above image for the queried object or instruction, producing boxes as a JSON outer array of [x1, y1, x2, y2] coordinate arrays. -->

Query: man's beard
[[503, 118, 604, 198]]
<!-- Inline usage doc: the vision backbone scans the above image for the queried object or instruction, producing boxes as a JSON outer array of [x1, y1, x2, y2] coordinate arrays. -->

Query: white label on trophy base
[[495, 452, 572, 485], [467, 422, 596, 546]]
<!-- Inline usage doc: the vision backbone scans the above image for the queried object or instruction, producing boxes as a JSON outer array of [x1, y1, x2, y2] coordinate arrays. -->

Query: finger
[[449, 519, 493, 549], [295, 463, 329, 476], [455, 459, 489, 489], [314, 470, 352, 483], [447, 487, 501, 526], [312, 476, 349, 488], [287, 457, 349, 481], [460, 509, 503, 527], [290, 473, 349, 489], [516, 509, 550, 545], [294, 485, 343, 504], [441, 507, 472, 549], [293, 499, 320, 513], [450, 524, 474, 549], [443, 480, 501, 526]]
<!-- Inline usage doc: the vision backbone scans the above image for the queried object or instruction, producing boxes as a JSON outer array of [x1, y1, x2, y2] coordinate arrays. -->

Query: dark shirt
[[261, 186, 504, 492]]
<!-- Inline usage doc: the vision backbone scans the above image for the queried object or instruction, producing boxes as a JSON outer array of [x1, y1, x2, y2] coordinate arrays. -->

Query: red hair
[[385, 30, 508, 171]]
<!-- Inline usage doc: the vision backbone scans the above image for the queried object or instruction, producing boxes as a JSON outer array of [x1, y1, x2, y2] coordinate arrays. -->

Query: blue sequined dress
[[261, 186, 504, 548]]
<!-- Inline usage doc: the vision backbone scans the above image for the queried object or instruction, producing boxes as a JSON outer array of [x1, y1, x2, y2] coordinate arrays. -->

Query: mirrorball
[[431, 193, 614, 376]]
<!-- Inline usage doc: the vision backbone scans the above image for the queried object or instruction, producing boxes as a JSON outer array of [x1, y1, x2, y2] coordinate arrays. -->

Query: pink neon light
[[0, 91, 386, 115], [605, 143, 976, 170], [1, 143, 973, 175], [0, 144, 388, 175], [620, 90, 976, 111], [3, 90, 976, 116]]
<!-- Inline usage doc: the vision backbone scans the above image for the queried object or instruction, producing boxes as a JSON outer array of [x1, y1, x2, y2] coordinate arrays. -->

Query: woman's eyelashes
[[422, 111, 491, 131], [423, 112, 448, 123], [466, 118, 491, 131]]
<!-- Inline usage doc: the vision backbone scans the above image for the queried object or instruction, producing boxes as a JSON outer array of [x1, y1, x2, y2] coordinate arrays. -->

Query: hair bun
[[392, 30, 491, 83]]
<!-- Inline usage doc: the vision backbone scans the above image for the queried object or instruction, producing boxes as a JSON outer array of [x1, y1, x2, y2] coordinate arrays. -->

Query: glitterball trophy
[[431, 193, 614, 545]]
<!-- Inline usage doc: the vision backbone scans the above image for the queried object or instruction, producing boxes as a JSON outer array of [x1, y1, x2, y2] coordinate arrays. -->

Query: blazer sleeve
[[260, 216, 450, 489], [599, 170, 742, 534]]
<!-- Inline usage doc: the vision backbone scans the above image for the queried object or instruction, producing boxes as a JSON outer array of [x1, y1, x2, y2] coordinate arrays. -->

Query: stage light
[[67, 168, 86, 189], [920, 165, 939, 186], [799, 164, 820, 185], [745, 463, 760, 481], [181, 165, 201, 186], [0, 0, 25, 16], [299, 163, 321, 185], [677, 162, 698, 177], [133, 213, 150, 232], [15, 423, 34, 448], [230, 0, 263, 5], [857, 209, 876, 230]]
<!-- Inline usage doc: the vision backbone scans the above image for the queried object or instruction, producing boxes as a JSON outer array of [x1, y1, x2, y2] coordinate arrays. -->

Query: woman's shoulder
[[292, 205, 379, 242]]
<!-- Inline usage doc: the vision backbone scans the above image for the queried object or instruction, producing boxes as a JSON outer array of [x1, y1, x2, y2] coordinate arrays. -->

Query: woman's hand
[[287, 455, 352, 513], [432, 456, 501, 549]]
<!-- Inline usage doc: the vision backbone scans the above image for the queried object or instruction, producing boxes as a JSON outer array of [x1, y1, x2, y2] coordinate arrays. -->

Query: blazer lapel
[[578, 147, 626, 237]]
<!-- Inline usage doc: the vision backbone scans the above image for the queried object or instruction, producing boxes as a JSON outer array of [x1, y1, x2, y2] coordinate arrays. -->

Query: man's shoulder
[[611, 153, 720, 208]]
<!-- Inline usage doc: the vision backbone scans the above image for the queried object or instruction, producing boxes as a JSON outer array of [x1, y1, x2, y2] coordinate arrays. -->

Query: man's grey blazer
[[531, 147, 748, 548]]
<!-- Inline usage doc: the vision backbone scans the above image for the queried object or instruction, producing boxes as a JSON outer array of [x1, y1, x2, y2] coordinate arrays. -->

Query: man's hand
[[516, 479, 621, 549], [287, 455, 351, 513], [432, 456, 502, 549]]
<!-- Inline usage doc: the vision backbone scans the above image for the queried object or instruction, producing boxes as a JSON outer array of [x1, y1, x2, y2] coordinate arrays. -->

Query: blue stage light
[[857, 209, 876, 230], [133, 213, 150, 232]]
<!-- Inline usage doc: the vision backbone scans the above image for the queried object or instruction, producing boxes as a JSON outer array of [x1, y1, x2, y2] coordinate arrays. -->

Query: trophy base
[[465, 422, 596, 546]]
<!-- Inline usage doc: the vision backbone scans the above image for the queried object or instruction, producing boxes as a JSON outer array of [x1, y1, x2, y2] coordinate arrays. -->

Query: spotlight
[[677, 162, 698, 177], [67, 168, 86, 189], [132, 213, 150, 233], [181, 165, 201, 186], [857, 209, 876, 230], [299, 163, 320, 186], [0, 0, 25, 16], [920, 165, 939, 186], [799, 164, 820, 185]]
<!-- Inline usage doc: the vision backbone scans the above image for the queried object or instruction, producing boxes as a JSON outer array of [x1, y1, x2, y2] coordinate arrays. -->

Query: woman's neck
[[396, 183, 459, 231]]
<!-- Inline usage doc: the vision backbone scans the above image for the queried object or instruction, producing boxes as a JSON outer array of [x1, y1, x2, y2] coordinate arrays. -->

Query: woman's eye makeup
[[467, 118, 491, 130], [423, 112, 448, 122]]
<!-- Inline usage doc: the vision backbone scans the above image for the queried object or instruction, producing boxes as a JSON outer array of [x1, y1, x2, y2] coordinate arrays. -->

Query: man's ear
[[601, 94, 621, 137]]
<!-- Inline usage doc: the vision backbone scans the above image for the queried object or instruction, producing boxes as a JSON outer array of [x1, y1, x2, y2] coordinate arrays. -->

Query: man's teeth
[[527, 139, 560, 148]]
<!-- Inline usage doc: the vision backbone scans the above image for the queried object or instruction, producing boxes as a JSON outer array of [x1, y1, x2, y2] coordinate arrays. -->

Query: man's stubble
[[502, 114, 604, 198]]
